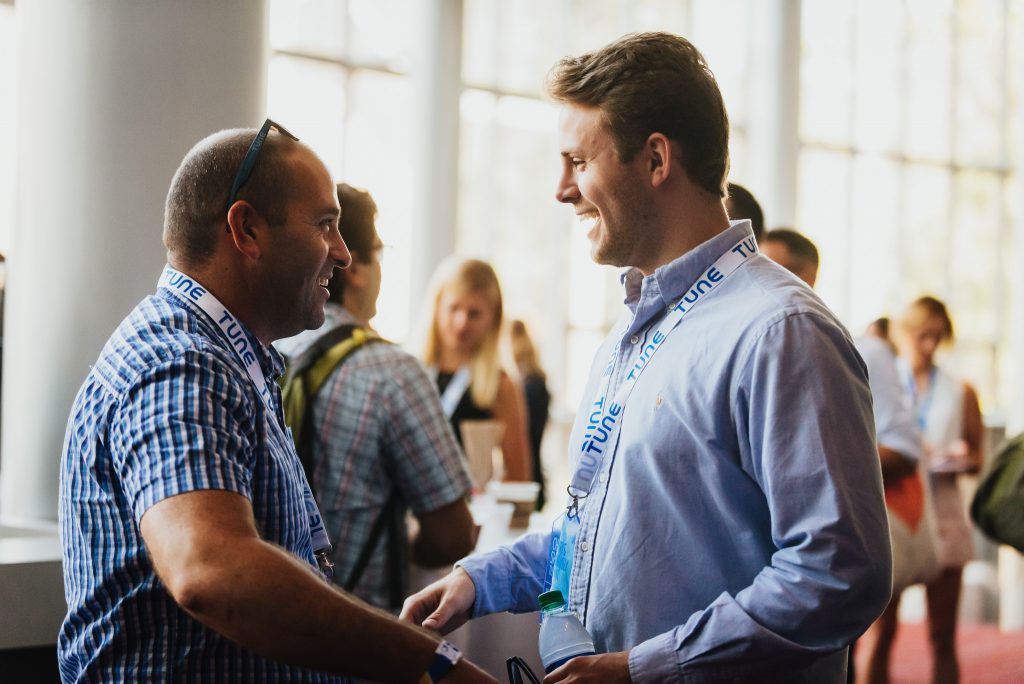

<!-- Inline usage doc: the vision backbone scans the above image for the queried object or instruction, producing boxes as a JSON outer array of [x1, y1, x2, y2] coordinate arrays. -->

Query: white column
[[408, 0, 463, 311], [746, 0, 801, 226], [1, 0, 268, 522]]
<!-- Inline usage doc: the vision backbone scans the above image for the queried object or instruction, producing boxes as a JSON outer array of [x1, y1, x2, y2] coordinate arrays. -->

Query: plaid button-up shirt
[[59, 288, 346, 683], [277, 304, 472, 610]]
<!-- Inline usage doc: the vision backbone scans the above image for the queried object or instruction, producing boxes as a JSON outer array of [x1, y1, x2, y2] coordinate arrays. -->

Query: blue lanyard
[[158, 265, 333, 558], [568, 235, 759, 502], [544, 235, 759, 601], [906, 367, 937, 431], [432, 366, 471, 418]]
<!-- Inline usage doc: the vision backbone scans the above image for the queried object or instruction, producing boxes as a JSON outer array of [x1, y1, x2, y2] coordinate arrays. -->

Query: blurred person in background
[[855, 310, 938, 684], [724, 181, 765, 242], [414, 257, 532, 483], [866, 317, 898, 355], [508, 319, 550, 510], [277, 183, 475, 612], [896, 295, 984, 684], [760, 228, 819, 288]]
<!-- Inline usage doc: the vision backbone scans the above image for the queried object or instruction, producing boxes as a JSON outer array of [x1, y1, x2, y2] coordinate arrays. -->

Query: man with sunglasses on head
[[58, 122, 494, 684]]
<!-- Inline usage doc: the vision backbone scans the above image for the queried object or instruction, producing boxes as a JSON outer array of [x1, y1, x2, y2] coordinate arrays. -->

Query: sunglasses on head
[[225, 118, 299, 212]]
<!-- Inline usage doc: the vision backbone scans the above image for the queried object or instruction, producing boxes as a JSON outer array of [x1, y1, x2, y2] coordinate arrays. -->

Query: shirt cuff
[[456, 548, 514, 617], [628, 633, 681, 684]]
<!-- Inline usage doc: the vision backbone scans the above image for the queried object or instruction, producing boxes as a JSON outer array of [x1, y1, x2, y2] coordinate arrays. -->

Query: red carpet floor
[[856, 621, 1024, 683]]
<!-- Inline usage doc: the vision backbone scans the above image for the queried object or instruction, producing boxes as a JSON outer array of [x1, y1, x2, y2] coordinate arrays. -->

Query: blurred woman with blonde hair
[[415, 257, 531, 482], [896, 295, 983, 684]]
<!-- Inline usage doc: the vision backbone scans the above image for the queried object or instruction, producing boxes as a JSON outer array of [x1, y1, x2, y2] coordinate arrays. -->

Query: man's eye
[[571, 158, 586, 169]]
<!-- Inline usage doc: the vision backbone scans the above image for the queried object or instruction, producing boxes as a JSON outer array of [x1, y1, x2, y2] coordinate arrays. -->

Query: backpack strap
[[281, 324, 384, 483], [281, 323, 402, 603], [343, 488, 401, 604]]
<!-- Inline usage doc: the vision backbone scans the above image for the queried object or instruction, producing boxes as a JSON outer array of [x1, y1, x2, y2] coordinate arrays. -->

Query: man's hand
[[543, 651, 632, 684], [400, 567, 476, 634]]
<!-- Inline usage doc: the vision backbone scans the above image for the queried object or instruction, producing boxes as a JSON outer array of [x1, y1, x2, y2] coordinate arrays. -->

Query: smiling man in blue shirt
[[402, 33, 891, 683]]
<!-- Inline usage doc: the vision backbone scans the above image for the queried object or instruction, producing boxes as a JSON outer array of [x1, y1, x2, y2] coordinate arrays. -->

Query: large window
[[268, 0, 415, 341], [267, 0, 1020, 427], [266, 0, 763, 494], [798, 0, 1022, 415]]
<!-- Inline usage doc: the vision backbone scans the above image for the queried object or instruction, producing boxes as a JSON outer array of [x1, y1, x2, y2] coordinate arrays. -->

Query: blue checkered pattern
[[278, 304, 472, 609], [58, 289, 346, 683]]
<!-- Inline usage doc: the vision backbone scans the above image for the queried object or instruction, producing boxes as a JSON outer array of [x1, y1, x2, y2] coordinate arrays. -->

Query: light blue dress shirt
[[460, 221, 891, 683]]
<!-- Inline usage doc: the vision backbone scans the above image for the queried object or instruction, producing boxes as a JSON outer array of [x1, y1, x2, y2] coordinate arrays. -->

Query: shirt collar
[[325, 301, 359, 328], [158, 288, 285, 380], [622, 220, 755, 315]]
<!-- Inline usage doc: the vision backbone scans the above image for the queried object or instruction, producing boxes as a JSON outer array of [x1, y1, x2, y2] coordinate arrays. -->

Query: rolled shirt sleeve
[[458, 530, 551, 617]]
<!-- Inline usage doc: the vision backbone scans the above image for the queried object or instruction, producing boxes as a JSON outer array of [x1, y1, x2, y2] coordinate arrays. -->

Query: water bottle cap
[[538, 589, 566, 611]]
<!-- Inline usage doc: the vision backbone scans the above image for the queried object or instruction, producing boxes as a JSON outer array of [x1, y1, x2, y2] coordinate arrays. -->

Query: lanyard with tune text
[[569, 235, 758, 502], [157, 265, 334, 570], [544, 235, 759, 599]]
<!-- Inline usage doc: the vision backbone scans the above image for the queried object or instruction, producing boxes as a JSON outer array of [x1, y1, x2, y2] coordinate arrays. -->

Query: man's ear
[[225, 201, 265, 261], [645, 133, 674, 188]]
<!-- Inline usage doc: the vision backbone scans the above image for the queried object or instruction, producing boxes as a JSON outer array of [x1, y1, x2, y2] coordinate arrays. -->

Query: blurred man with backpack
[[279, 183, 475, 611]]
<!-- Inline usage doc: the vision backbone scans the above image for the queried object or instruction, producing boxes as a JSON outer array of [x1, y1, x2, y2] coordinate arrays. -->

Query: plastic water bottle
[[537, 590, 595, 673]]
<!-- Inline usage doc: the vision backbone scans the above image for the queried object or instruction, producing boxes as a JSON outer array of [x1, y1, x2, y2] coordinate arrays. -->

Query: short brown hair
[[763, 228, 819, 268], [903, 296, 955, 342], [328, 183, 379, 303], [546, 32, 730, 196], [726, 183, 764, 240], [163, 128, 296, 265]]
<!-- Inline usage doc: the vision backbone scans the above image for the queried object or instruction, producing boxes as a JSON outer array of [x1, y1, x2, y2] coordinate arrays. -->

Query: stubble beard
[[591, 192, 652, 269]]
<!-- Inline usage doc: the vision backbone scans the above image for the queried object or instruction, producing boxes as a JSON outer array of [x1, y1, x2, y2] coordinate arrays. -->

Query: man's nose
[[555, 169, 579, 204], [329, 226, 352, 269]]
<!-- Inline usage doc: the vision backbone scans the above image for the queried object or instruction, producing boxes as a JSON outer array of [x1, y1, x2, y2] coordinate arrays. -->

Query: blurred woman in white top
[[896, 295, 984, 684]]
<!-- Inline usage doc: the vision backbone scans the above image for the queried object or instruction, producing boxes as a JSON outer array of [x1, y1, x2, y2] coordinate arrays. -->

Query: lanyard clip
[[565, 486, 586, 521]]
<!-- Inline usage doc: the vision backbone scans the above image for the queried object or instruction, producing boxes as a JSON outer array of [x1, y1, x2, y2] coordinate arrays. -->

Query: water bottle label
[[542, 519, 561, 593], [545, 508, 580, 600], [544, 651, 596, 675]]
